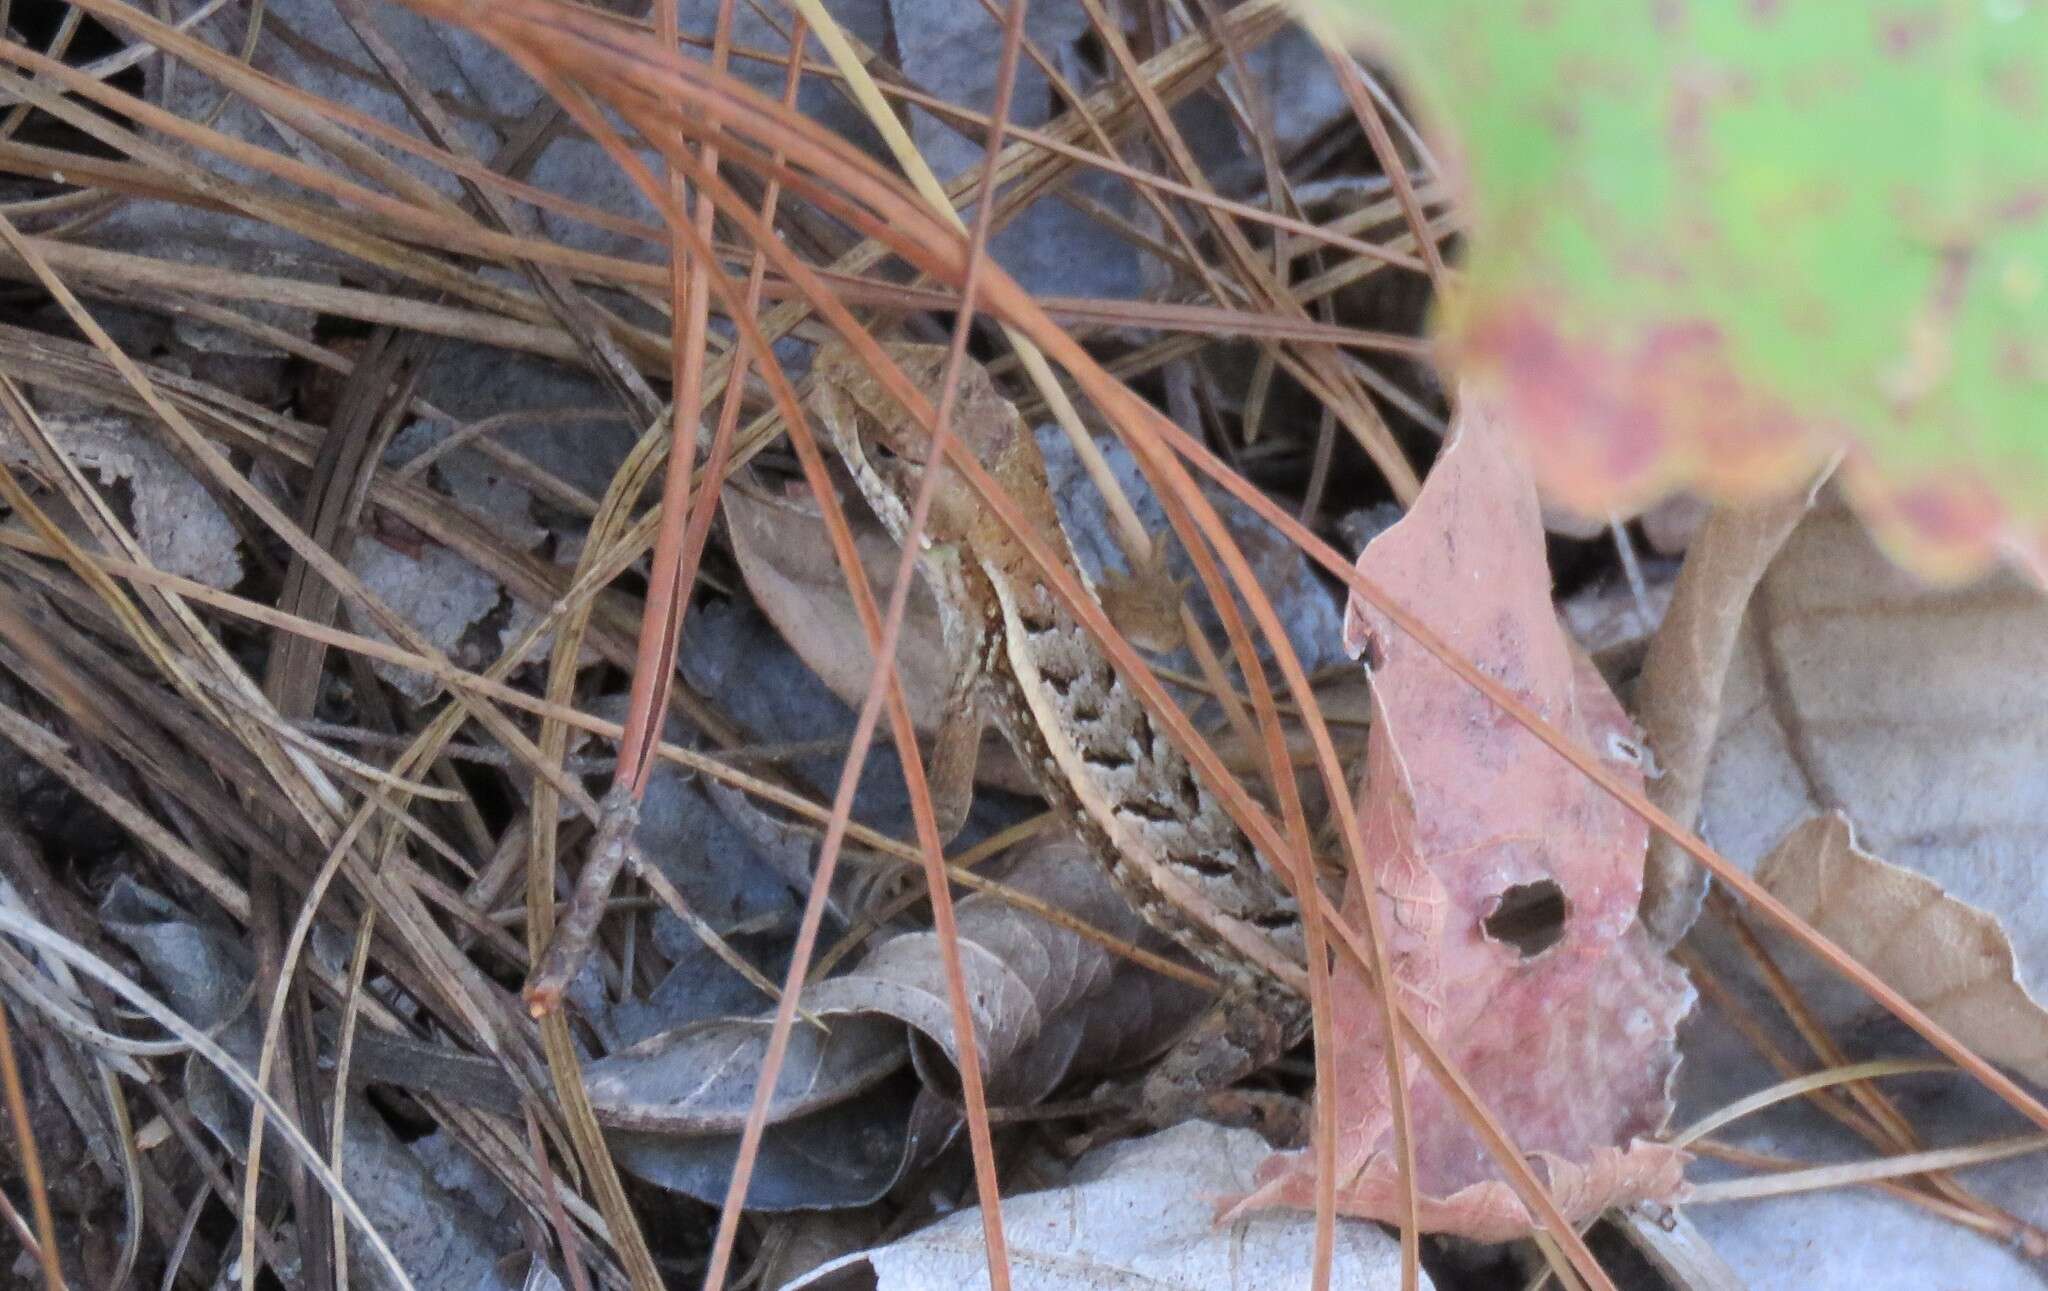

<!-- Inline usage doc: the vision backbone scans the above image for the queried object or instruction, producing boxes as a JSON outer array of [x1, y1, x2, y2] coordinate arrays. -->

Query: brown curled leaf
[[1637, 478, 1821, 948], [723, 475, 952, 729], [1700, 494, 2048, 1031], [1756, 812, 2048, 1085]]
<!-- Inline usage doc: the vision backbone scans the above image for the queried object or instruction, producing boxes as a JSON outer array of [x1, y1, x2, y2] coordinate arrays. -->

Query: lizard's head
[[810, 339, 1058, 561]]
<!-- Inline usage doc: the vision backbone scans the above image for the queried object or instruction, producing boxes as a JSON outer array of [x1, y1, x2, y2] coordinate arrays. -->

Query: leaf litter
[[584, 834, 1206, 1210], [788, 1123, 1430, 1291], [0, 408, 243, 589], [1670, 495, 2048, 1285], [0, 0, 2042, 1286], [94, 877, 508, 1289], [1699, 494, 2048, 1029]]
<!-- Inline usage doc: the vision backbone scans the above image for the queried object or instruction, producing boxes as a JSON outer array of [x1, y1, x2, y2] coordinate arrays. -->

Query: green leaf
[[1307, 0, 2047, 577]]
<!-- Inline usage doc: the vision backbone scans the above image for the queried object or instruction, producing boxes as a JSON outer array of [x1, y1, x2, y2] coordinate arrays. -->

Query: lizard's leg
[[923, 691, 984, 846], [920, 605, 988, 846], [1137, 977, 1312, 1137]]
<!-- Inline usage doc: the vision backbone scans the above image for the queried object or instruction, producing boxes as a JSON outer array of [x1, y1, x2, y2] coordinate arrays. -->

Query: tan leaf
[[1240, 393, 1691, 1237], [1756, 813, 2048, 1084], [723, 476, 952, 730], [1636, 481, 1818, 947]]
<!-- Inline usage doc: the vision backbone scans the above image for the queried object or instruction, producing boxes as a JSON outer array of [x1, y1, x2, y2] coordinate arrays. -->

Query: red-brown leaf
[[1238, 395, 1693, 1238]]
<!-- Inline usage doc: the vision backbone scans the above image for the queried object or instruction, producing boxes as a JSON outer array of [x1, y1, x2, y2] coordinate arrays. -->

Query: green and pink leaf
[[1311, 0, 2048, 577]]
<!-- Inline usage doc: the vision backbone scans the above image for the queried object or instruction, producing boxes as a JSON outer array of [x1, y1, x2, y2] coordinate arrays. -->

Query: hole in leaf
[[1483, 880, 1568, 958]]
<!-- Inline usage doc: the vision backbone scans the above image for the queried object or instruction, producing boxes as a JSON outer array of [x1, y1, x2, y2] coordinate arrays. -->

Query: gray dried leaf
[[677, 599, 929, 839], [98, 880, 508, 1290], [346, 538, 503, 704], [1173, 25, 1351, 198], [1037, 423, 1344, 678], [1699, 495, 2048, 1016], [582, 1007, 908, 1135], [886, 0, 1087, 184], [827, 834, 1206, 1106], [405, 342, 638, 505], [2, 412, 243, 588], [589, 1003, 921, 1209], [345, 422, 563, 702], [79, 205, 336, 360], [388, 422, 546, 551], [603, 1078, 922, 1211], [786, 1123, 1424, 1291], [886, 0, 1141, 299], [589, 836, 1207, 1208], [578, 693, 801, 948]]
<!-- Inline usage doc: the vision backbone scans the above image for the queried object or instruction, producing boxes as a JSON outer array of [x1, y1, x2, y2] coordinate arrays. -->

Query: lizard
[[809, 340, 1313, 1125]]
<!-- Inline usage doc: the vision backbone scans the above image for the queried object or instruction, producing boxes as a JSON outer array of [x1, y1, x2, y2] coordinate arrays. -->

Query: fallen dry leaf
[[348, 540, 504, 703], [1755, 813, 2048, 1084], [1035, 422, 1346, 675], [1682, 1099, 2047, 1291], [3, 410, 243, 588], [724, 475, 953, 731], [1637, 482, 1819, 948], [723, 475, 1043, 800], [1240, 394, 1692, 1239], [585, 835, 1206, 1207], [345, 426, 551, 702], [99, 879, 510, 1285], [1699, 495, 2048, 1023], [788, 1123, 1424, 1291]]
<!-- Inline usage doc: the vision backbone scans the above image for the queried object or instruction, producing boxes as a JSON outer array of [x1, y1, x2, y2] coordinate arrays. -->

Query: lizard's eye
[[869, 439, 899, 463]]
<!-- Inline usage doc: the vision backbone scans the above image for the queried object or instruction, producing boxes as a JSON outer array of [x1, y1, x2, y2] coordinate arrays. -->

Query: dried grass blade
[[1673, 1059, 1954, 1150], [1687, 1136, 2048, 1204]]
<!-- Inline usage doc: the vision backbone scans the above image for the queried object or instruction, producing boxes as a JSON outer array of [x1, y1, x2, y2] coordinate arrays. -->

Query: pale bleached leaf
[[787, 1123, 1424, 1291], [1682, 1075, 2045, 1291], [3, 411, 243, 588]]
